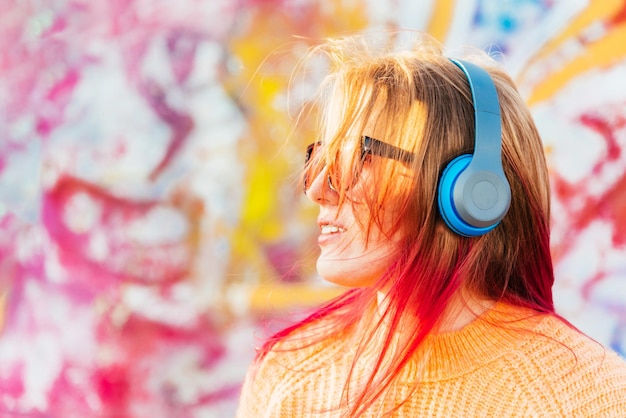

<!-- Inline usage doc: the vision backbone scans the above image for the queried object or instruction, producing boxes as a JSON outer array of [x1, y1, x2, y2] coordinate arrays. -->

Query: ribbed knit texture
[[236, 303, 626, 417]]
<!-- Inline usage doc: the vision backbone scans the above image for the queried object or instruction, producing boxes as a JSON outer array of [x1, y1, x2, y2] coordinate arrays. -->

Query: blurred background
[[1, 0, 625, 416]]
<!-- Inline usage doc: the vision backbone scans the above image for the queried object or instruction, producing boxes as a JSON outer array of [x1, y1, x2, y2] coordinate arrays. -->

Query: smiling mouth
[[320, 224, 345, 234]]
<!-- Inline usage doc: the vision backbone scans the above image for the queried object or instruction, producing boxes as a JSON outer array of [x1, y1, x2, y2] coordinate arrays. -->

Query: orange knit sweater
[[236, 303, 626, 417]]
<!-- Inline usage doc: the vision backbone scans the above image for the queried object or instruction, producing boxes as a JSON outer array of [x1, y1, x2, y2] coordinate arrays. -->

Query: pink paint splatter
[[552, 107, 626, 304], [140, 80, 195, 181], [42, 175, 193, 289]]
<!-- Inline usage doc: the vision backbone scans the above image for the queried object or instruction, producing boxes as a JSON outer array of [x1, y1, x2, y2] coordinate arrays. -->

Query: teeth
[[321, 225, 343, 234]]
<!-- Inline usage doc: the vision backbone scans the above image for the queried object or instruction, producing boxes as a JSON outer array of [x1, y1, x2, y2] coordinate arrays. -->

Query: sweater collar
[[402, 302, 547, 382]]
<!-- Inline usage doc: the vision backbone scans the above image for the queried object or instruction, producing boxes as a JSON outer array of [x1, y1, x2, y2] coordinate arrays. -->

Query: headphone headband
[[449, 59, 503, 168]]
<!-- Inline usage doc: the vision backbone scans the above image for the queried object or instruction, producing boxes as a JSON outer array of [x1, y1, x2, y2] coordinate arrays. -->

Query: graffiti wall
[[0, 0, 625, 416]]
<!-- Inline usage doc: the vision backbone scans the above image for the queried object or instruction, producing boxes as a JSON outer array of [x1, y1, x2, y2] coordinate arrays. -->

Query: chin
[[316, 260, 378, 288]]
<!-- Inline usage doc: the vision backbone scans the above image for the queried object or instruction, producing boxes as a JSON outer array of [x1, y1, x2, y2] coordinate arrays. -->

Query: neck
[[376, 287, 494, 333], [437, 289, 494, 332]]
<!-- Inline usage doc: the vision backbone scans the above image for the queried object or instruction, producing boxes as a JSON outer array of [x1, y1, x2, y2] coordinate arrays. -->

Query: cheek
[[364, 202, 408, 249], [316, 220, 405, 288], [353, 168, 412, 233]]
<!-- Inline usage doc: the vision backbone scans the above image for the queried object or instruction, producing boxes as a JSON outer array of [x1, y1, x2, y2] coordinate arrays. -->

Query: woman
[[236, 32, 626, 417]]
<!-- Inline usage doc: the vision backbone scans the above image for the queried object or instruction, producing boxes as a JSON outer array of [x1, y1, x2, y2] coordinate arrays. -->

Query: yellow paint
[[529, 0, 622, 62], [426, 0, 455, 43], [249, 283, 343, 311], [241, 159, 283, 239], [528, 23, 626, 105], [523, 0, 626, 105]]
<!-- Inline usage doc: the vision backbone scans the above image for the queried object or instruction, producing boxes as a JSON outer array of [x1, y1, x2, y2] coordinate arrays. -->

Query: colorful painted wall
[[1, 0, 625, 416]]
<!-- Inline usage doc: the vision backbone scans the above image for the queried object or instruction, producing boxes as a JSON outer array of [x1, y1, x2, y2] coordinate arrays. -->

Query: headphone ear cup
[[438, 154, 498, 237]]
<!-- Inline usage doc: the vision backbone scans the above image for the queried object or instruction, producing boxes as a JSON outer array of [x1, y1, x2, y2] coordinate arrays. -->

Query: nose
[[305, 166, 338, 205]]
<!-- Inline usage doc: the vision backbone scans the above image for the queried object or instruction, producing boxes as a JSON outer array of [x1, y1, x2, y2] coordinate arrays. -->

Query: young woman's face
[[304, 139, 409, 288]]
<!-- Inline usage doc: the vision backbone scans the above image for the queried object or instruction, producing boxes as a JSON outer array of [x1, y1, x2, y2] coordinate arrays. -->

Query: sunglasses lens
[[303, 140, 368, 193], [305, 143, 316, 164], [303, 142, 321, 192], [303, 142, 339, 193]]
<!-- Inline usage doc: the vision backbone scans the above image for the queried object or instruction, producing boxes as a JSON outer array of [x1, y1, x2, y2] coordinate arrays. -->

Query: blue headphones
[[437, 59, 511, 237]]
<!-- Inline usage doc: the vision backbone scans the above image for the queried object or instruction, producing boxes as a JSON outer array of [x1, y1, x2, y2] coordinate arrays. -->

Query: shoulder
[[249, 322, 343, 381], [529, 314, 626, 371], [515, 314, 626, 416], [235, 322, 347, 417]]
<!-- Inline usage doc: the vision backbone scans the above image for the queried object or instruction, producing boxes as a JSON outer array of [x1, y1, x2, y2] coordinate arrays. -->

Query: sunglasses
[[303, 135, 415, 193]]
